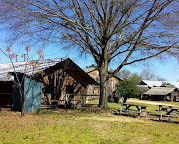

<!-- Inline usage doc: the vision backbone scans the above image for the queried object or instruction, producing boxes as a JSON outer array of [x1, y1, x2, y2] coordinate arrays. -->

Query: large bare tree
[[0, 0, 179, 108]]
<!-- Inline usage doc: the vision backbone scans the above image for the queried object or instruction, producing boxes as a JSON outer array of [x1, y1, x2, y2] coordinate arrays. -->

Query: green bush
[[116, 81, 140, 103]]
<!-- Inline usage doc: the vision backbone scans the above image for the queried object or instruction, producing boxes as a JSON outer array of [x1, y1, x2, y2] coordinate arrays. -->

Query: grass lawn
[[89, 98, 179, 113], [0, 99, 179, 144]]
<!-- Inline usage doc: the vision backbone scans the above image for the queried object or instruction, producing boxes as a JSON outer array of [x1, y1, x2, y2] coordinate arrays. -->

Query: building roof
[[83, 67, 97, 73], [144, 87, 177, 96], [0, 58, 98, 86], [0, 58, 66, 81], [141, 80, 179, 88], [136, 85, 149, 94]]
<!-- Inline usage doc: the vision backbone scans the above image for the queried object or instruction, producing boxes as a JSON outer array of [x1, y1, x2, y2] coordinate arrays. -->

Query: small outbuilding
[[143, 87, 179, 102]]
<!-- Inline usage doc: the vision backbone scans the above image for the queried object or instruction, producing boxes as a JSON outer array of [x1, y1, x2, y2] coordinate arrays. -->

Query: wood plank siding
[[84, 68, 121, 96]]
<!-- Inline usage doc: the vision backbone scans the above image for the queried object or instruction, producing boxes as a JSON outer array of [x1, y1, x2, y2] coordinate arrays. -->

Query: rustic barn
[[0, 58, 98, 113], [143, 87, 179, 102], [84, 67, 121, 96]]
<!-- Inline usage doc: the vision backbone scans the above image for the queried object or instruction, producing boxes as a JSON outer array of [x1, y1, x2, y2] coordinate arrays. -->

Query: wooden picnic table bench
[[119, 103, 148, 118], [155, 105, 179, 122]]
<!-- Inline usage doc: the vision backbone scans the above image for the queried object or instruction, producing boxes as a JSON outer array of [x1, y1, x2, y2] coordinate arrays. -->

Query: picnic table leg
[[159, 105, 162, 111], [127, 110, 129, 117], [139, 108, 142, 118], [136, 113, 140, 118], [159, 111, 163, 121], [142, 107, 148, 118], [145, 112, 149, 118], [167, 115, 170, 122], [120, 108, 122, 115], [127, 106, 131, 117], [125, 105, 130, 110], [136, 106, 141, 118], [120, 103, 123, 115]]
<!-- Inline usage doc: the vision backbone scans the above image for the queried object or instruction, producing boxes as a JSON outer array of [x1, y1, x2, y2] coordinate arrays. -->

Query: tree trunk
[[21, 106, 25, 117], [19, 90, 25, 117], [98, 59, 109, 109]]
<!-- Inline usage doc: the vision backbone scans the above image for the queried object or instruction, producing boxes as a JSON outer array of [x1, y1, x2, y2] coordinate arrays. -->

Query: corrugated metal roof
[[144, 87, 177, 95], [0, 58, 66, 81], [142, 80, 179, 88]]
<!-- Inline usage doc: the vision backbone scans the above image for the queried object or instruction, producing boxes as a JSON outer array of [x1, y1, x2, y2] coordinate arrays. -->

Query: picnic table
[[119, 103, 148, 118], [155, 105, 179, 121]]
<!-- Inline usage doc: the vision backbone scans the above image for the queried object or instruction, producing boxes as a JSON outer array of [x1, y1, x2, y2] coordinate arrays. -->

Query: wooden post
[[53, 72, 57, 100], [82, 95, 85, 107], [120, 103, 123, 115]]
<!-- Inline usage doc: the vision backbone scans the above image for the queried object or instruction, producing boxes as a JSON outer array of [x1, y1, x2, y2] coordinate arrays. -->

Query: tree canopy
[[117, 69, 142, 84], [86, 64, 96, 68], [0, 0, 179, 108], [117, 69, 166, 83]]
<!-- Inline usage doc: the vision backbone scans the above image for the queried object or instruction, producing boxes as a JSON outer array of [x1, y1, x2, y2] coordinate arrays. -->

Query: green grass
[[89, 98, 179, 113], [0, 110, 179, 144], [0, 99, 179, 144]]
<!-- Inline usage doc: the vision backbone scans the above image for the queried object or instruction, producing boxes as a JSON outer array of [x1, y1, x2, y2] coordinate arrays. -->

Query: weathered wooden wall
[[87, 69, 120, 95], [170, 91, 179, 102], [41, 69, 87, 105], [108, 77, 120, 92], [88, 70, 99, 82]]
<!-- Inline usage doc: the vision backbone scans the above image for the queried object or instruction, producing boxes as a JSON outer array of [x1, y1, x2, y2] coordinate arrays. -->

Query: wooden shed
[[143, 87, 179, 102], [0, 58, 98, 113]]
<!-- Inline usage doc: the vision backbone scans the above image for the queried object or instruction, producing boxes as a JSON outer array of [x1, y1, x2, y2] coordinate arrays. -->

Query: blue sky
[[0, 30, 179, 82]]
